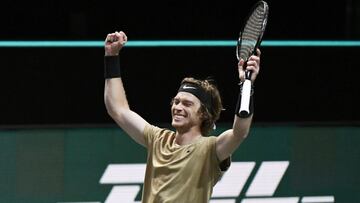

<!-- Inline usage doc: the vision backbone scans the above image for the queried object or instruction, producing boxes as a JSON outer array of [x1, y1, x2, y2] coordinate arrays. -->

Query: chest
[[151, 136, 210, 170]]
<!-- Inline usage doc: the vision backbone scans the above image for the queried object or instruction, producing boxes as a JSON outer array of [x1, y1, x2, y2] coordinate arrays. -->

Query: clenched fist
[[105, 31, 128, 56]]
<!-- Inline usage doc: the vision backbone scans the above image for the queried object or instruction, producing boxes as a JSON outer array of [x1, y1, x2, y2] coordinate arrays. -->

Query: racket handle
[[239, 79, 252, 116], [245, 69, 252, 80]]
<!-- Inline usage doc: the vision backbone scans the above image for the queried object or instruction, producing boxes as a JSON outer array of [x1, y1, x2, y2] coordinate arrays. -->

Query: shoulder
[[144, 124, 175, 145], [205, 135, 218, 145], [144, 124, 174, 137]]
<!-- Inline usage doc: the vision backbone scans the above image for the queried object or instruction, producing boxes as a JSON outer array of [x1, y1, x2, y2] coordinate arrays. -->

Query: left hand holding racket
[[238, 49, 261, 82], [235, 1, 268, 117]]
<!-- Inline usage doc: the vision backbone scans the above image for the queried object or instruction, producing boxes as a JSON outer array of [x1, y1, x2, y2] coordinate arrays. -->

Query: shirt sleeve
[[143, 123, 162, 148]]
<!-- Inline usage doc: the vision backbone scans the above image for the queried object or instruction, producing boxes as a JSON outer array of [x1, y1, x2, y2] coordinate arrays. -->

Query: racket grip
[[238, 79, 252, 117]]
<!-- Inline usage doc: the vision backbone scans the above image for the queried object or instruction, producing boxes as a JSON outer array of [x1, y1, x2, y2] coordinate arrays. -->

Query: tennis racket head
[[236, 1, 269, 61]]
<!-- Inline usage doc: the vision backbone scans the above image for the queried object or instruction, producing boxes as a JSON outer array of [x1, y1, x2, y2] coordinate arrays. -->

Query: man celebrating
[[103, 31, 260, 203]]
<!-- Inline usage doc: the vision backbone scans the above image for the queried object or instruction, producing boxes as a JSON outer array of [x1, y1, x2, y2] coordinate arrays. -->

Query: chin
[[171, 119, 184, 129], [171, 120, 180, 128]]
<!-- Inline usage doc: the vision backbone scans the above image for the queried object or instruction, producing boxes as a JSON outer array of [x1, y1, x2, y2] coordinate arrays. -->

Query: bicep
[[216, 129, 245, 162], [111, 108, 149, 147]]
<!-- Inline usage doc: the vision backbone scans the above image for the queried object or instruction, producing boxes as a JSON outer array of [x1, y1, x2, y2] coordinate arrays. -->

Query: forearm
[[104, 78, 129, 116], [104, 72, 148, 147], [232, 115, 252, 139], [103, 41, 129, 117], [232, 77, 256, 138]]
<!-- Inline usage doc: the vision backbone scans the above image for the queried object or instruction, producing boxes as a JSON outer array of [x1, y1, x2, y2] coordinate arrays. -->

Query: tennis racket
[[236, 0, 269, 117]]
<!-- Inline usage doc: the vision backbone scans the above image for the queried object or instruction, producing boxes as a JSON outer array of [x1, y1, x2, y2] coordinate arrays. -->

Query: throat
[[175, 132, 202, 146]]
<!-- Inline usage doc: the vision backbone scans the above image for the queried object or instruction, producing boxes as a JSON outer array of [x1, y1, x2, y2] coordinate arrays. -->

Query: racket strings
[[238, 4, 267, 60]]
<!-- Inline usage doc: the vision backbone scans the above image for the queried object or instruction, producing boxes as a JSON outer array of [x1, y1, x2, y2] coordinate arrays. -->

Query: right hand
[[105, 31, 128, 56]]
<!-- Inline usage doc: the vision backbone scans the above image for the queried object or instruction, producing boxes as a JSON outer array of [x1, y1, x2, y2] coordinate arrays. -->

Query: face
[[171, 92, 203, 132]]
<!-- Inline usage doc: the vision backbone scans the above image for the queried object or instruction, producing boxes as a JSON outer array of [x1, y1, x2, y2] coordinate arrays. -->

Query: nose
[[172, 102, 183, 113], [173, 103, 182, 111]]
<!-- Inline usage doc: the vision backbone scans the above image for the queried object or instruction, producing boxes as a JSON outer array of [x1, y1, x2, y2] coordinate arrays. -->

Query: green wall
[[0, 124, 359, 203]]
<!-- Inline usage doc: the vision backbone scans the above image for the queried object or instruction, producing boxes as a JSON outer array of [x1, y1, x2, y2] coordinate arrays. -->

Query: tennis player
[[103, 31, 260, 203]]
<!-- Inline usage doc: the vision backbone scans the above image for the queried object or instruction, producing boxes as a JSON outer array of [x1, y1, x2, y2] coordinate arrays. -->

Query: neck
[[175, 127, 202, 146]]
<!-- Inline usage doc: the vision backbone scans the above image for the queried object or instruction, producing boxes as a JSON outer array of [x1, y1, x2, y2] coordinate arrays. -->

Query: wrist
[[104, 56, 121, 79], [105, 52, 119, 56], [235, 82, 254, 118]]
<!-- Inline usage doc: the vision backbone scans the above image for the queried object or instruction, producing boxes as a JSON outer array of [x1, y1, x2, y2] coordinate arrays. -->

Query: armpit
[[219, 156, 231, 172]]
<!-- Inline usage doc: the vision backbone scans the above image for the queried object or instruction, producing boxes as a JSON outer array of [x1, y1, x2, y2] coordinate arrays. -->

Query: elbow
[[105, 105, 129, 123], [241, 132, 249, 139], [106, 106, 119, 118], [104, 98, 125, 119], [104, 97, 114, 116]]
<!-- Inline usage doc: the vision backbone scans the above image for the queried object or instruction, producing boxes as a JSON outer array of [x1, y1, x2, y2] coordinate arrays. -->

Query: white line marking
[[246, 161, 289, 197], [212, 162, 256, 197], [100, 164, 145, 184], [241, 197, 299, 203], [301, 196, 335, 202]]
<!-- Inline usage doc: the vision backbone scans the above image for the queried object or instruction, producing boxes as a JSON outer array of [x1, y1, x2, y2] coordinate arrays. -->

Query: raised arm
[[216, 49, 261, 162], [104, 31, 149, 147]]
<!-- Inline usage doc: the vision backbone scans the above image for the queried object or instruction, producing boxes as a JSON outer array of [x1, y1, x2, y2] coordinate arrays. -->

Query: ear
[[197, 105, 208, 120]]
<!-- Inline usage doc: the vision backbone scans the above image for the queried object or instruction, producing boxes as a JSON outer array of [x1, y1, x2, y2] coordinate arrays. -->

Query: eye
[[183, 101, 193, 107], [173, 98, 180, 105]]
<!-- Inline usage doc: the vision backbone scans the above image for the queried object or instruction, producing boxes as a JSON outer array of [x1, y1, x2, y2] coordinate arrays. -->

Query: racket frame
[[236, 1, 269, 117]]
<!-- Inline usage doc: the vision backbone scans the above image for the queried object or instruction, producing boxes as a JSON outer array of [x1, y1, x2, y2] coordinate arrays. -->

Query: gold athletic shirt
[[142, 124, 224, 203]]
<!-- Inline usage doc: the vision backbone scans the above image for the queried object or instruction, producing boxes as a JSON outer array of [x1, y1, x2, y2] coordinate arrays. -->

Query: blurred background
[[0, 0, 359, 202]]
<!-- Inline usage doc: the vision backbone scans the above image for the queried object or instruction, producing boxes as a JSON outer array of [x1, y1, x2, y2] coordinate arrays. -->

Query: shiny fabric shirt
[[141, 124, 223, 203]]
